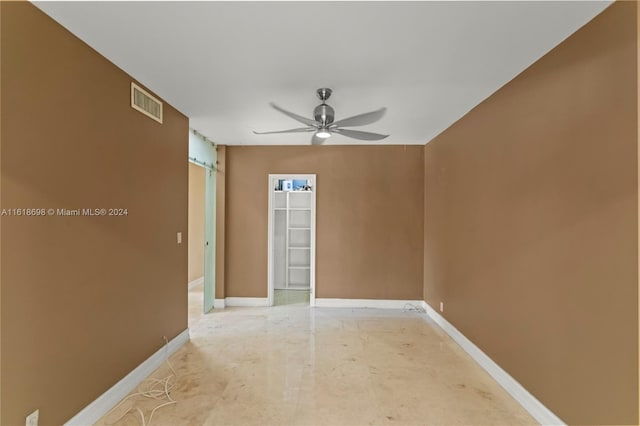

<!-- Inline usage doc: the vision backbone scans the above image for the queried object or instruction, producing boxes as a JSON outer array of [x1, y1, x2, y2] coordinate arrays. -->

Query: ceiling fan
[[253, 88, 389, 145]]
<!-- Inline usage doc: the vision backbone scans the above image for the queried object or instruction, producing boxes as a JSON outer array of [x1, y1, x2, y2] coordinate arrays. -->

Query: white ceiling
[[34, 1, 611, 146]]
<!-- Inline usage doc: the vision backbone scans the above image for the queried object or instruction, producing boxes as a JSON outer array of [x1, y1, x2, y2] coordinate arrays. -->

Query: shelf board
[[289, 227, 311, 230], [288, 283, 311, 289], [289, 208, 311, 211], [289, 265, 310, 269], [289, 246, 311, 250]]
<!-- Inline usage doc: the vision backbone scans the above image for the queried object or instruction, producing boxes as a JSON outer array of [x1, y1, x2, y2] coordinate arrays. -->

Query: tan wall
[[188, 163, 205, 283], [0, 3, 188, 425], [424, 2, 638, 424], [225, 145, 424, 299]]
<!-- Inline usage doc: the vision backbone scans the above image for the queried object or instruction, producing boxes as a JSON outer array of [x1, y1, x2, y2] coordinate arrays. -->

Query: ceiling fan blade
[[333, 128, 389, 141], [253, 127, 315, 135], [329, 107, 386, 128], [270, 103, 319, 127], [311, 133, 326, 145]]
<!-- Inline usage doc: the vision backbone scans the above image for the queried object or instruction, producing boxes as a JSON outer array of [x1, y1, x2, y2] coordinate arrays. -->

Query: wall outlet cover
[[440, 302, 444, 312]]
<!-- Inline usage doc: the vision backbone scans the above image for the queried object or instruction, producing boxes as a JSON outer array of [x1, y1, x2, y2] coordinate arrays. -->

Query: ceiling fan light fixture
[[315, 128, 331, 139]]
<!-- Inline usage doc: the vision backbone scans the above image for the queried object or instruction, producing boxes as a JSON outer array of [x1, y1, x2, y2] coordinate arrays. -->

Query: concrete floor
[[97, 284, 536, 425]]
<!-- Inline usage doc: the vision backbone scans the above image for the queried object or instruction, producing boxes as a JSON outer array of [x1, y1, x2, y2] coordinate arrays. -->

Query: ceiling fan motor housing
[[314, 103, 335, 126]]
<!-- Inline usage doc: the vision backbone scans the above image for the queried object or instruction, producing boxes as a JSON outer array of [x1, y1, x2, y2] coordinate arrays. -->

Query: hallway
[[98, 292, 535, 425]]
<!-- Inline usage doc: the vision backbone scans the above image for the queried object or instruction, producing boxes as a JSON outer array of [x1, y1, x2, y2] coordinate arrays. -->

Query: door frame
[[189, 129, 217, 313], [203, 165, 216, 313], [267, 174, 316, 307], [189, 158, 216, 313]]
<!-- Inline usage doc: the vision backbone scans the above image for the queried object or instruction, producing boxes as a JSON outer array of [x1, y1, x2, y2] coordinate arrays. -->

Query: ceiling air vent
[[131, 82, 163, 123]]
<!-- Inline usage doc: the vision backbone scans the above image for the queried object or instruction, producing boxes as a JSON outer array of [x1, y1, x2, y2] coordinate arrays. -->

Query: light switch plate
[[177, 232, 182, 244], [26, 409, 39, 426]]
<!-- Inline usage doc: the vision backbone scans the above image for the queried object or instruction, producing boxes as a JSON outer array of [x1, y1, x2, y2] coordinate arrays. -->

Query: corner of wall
[[636, 1, 640, 422], [215, 145, 226, 300], [423, 143, 428, 304], [0, 2, 3, 420]]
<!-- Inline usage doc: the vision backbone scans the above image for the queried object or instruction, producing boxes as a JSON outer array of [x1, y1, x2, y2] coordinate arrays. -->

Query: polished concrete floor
[[98, 284, 536, 425]]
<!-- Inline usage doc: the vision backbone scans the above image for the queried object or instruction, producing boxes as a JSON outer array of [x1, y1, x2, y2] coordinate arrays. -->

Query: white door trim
[[267, 174, 316, 307]]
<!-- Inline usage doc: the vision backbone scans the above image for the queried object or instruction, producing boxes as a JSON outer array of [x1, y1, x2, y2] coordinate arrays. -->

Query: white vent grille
[[131, 82, 163, 123]]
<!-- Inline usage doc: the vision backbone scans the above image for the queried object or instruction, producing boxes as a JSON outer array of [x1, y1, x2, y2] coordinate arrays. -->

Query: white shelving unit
[[277, 190, 312, 289], [268, 175, 316, 306]]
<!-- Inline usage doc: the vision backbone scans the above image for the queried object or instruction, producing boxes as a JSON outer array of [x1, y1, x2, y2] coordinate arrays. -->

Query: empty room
[[1, 1, 638, 426]]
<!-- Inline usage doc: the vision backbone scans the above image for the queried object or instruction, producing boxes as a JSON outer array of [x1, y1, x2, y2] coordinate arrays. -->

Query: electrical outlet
[[26, 409, 39, 426], [440, 301, 444, 312], [176, 232, 182, 244]]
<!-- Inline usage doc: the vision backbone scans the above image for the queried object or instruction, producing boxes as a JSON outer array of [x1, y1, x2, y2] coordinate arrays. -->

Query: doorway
[[188, 162, 206, 323], [188, 129, 216, 315], [267, 174, 316, 307]]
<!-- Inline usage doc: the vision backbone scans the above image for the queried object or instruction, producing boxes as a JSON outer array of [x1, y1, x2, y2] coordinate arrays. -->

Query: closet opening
[[267, 174, 316, 307]]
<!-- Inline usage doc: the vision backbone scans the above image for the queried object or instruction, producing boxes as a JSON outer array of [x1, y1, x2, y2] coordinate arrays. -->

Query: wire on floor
[[104, 336, 179, 426], [402, 303, 426, 313]]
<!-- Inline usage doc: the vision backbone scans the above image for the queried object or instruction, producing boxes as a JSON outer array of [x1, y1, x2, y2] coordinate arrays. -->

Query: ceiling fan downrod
[[314, 88, 334, 126], [316, 87, 332, 102]]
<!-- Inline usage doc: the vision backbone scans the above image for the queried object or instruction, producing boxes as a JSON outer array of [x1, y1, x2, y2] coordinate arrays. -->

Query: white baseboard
[[65, 329, 190, 426], [214, 298, 226, 309], [421, 301, 565, 426], [224, 297, 269, 307], [315, 298, 423, 309], [188, 276, 204, 290]]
